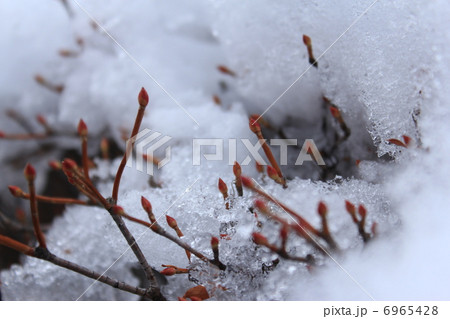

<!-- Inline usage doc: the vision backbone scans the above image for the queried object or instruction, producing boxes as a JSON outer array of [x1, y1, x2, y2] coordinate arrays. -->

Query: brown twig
[[109, 206, 161, 295], [317, 202, 338, 250], [112, 87, 149, 203], [0, 234, 34, 256], [160, 265, 189, 276], [100, 138, 109, 160], [140, 199, 210, 262], [302, 34, 318, 68], [0, 235, 155, 299], [243, 177, 319, 236], [78, 119, 92, 184], [252, 233, 313, 264], [35, 74, 64, 93], [140, 197, 219, 267], [8, 185, 91, 206], [345, 201, 372, 243], [254, 199, 324, 253], [249, 116, 287, 188], [24, 164, 47, 248], [166, 215, 191, 262], [210, 236, 226, 270], [60, 158, 162, 296], [217, 65, 236, 77]]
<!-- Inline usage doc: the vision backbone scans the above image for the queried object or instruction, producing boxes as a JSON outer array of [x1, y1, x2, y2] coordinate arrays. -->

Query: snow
[[1, 0, 450, 301]]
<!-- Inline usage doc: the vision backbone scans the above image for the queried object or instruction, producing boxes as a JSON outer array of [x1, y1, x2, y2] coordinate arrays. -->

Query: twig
[[24, 164, 47, 248], [140, 197, 219, 267], [243, 177, 319, 236], [210, 237, 226, 270], [302, 35, 318, 67], [112, 88, 149, 203], [109, 207, 161, 296], [252, 233, 313, 264], [0, 235, 154, 299], [249, 116, 287, 188], [8, 186, 91, 206], [77, 119, 92, 184], [166, 215, 191, 262]]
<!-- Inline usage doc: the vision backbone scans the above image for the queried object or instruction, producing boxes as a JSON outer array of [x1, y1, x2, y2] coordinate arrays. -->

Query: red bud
[[77, 119, 88, 137], [302, 34, 312, 46], [160, 268, 176, 276], [36, 114, 47, 126], [141, 196, 152, 213], [24, 163, 36, 181], [358, 205, 367, 218], [218, 178, 228, 195], [402, 135, 412, 146], [233, 161, 241, 177], [252, 232, 268, 246], [211, 236, 219, 250], [8, 185, 23, 197], [249, 116, 261, 134], [387, 138, 407, 148], [62, 158, 78, 171], [254, 199, 269, 214], [329, 106, 340, 119], [35, 74, 45, 84], [241, 176, 254, 188], [48, 160, 62, 170], [371, 222, 377, 236], [166, 215, 177, 229], [138, 87, 149, 107], [345, 200, 355, 215], [217, 65, 236, 77], [112, 206, 125, 216], [0, 131, 5, 138], [267, 165, 278, 180], [318, 201, 327, 216], [255, 161, 264, 173], [213, 95, 222, 105]]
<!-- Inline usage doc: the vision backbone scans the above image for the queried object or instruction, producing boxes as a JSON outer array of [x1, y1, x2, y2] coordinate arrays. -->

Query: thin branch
[[0, 235, 154, 299], [8, 186, 91, 206], [249, 116, 287, 188], [24, 164, 47, 248], [109, 207, 160, 294], [112, 88, 149, 203]]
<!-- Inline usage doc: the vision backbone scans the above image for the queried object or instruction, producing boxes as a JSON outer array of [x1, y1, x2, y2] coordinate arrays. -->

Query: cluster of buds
[[34, 74, 64, 94], [324, 97, 351, 141], [249, 115, 287, 188], [345, 201, 375, 243]]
